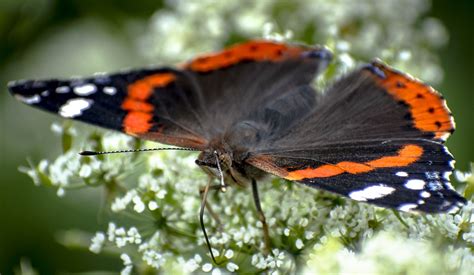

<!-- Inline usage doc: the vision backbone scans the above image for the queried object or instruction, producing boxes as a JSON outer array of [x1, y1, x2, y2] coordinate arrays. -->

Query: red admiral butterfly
[[8, 40, 466, 256]]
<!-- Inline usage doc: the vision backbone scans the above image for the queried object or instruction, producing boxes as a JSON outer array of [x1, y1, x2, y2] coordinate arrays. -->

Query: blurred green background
[[0, 0, 472, 273]]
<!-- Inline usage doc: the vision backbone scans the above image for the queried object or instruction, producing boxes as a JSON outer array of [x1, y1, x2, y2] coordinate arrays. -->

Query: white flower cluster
[[305, 230, 474, 275], [19, 127, 136, 197], [19, 0, 474, 273]]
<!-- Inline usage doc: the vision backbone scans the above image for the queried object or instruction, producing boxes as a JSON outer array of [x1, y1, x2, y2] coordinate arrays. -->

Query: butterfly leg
[[251, 179, 271, 255]]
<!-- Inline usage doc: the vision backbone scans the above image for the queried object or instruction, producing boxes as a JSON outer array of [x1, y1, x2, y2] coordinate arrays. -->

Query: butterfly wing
[[8, 40, 331, 149], [182, 40, 332, 137], [247, 61, 466, 213], [9, 68, 209, 149]]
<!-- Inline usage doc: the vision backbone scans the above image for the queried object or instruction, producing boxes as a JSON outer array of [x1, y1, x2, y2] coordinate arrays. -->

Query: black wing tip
[[7, 79, 28, 95], [7, 80, 17, 90], [7, 79, 62, 99], [8, 79, 43, 95]]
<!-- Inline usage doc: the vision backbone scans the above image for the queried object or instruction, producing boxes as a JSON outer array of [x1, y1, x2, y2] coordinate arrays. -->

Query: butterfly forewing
[[8, 68, 212, 149]]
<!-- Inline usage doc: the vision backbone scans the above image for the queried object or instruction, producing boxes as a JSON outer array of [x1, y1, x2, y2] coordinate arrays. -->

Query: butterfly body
[[8, 40, 466, 213]]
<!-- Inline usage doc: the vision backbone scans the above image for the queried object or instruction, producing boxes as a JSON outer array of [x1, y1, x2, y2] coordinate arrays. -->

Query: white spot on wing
[[405, 179, 425, 190], [420, 191, 431, 198], [349, 185, 395, 202], [56, 86, 70, 93], [103, 86, 117, 95], [74, 84, 97, 96], [59, 98, 93, 118], [15, 94, 41, 104], [443, 171, 452, 181], [396, 171, 408, 177], [41, 90, 49, 97], [398, 203, 418, 212]]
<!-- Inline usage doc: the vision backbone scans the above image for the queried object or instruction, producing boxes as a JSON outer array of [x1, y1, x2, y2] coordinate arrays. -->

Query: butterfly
[[8, 40, 467, 258]]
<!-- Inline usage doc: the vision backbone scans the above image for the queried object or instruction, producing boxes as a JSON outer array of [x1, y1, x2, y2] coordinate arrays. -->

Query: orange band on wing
[[366, 144, 423, 167], [123, 111, 153, 134], [122, 73, 175, 134], [368, 62, 454, 140], [285, 144, 423, 180], [184, 40, 309, 72], [127, 73, 175, 101], [121, 99, 154, 112]]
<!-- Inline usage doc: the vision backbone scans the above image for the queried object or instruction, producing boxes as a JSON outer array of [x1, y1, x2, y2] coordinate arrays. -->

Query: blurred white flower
[[89, 232, 105, 254], [120, 253, 133, 275], [202, 263, 213, 272]]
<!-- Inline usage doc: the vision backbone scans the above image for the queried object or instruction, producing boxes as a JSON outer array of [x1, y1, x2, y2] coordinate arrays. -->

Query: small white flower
[[107, 222, 116, 242], [338, 53, 355, 71], [79, 165, 92, 178], [111, 190, 137, 212], [184, 258, 200, 272], [336, 40, 351, 52], [202, 263, 213, 272], [224, 249, 234, 259], [143, 249, 164, 269], [127, 227, 142, 244], [194, 254, 202, 263], [56, 187, 65, 197], [398, 50, 412, 61], [89, 232, 105, 254], [211, 248, 220, 257], [148, 201, 159, 210], [455, 170, 472, 182], [38, 160, 49, 172], [133, 196, 145, 213], [226, 262, 239, 272], [121, 253, 132, 266], [156, 189, 167, 199], [116, 227, 126, 236], [305, 231, 315, 240], [296, 238, 304, 249], [120, 265, 132, 275]]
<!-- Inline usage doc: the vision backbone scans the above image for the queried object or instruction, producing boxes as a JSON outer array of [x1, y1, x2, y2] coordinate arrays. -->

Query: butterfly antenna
[[79, 147, 199, 156]]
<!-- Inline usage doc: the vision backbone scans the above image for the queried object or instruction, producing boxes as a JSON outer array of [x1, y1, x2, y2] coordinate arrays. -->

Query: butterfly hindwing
[[248, 139, 465, 213]]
